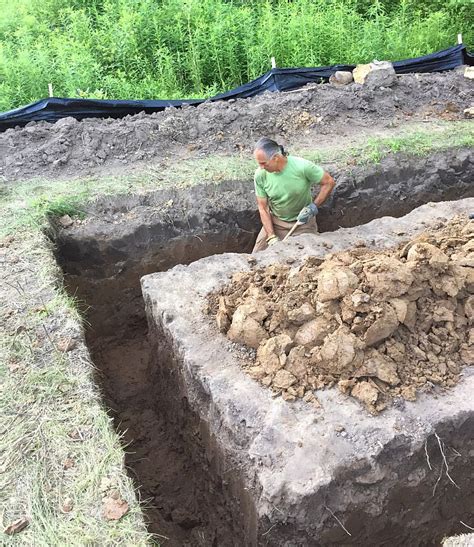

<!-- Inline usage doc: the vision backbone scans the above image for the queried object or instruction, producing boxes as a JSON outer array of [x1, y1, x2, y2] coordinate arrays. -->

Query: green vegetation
[[0, 0, 472, 111], [346, 121, 474, 165]]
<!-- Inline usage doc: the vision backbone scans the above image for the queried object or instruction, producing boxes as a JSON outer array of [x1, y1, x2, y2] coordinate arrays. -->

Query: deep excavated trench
[[52, 149, 473, 545]]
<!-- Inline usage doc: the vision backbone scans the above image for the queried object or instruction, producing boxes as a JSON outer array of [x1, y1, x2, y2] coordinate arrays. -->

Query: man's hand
[[266, 234, 280, 246], [297, 203, 318, 224]]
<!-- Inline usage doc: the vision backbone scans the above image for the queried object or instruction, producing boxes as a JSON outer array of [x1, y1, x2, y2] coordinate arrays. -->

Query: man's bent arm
[[256, 197, 275, 238], [314, 172, 336, 207]]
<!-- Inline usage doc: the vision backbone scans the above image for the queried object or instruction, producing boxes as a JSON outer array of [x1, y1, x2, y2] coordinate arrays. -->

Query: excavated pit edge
[[142, 199, 474, 545]]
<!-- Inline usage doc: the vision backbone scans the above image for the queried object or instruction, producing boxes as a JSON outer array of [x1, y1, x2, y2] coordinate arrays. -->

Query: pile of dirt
[[209, 217, 473, 413], [1, 70, 472, 181]]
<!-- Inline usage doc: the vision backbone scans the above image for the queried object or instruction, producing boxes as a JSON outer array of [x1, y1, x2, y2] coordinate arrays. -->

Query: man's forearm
[[314, 173, 336, 207], [259, 207, 275, 238]]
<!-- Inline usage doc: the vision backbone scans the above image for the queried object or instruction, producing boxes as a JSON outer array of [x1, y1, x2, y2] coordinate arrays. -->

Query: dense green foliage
[[0, 0, 472, 110]]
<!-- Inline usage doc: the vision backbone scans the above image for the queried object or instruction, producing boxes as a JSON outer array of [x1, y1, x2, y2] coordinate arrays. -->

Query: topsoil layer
[[1, 69, 473, 181], [210, 216, 474, 414]]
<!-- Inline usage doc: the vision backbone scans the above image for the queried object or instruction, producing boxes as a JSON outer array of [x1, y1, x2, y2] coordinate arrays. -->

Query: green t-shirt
[[254, 155, 324, 221]]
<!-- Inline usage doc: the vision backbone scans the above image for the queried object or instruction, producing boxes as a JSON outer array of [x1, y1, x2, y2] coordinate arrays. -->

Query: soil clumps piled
[[209, 217, 473, 413], [1, 70, 472, 181]]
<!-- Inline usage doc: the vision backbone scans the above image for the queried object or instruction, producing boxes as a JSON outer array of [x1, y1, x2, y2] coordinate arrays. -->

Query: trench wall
[[55, 146, 474, 337], [141, 198, 474, 546], [52, 148, 474, 543]]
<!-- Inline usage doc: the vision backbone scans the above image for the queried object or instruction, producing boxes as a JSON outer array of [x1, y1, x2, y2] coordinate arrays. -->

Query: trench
[[52, 149, 473, 545]]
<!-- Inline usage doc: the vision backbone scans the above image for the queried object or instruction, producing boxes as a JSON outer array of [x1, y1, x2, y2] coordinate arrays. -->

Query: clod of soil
[[209, 216, 473, 413]]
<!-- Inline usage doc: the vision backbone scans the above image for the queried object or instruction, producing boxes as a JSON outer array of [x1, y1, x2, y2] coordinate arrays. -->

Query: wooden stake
[[48, 83, 53, 97], [271, 56, 276, 69]]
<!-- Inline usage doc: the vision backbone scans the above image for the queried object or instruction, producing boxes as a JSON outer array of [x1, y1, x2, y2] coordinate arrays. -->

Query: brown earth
[[209, 216, 474, 413], [2, 65, 473, 545], [0, 69, 472, 182]]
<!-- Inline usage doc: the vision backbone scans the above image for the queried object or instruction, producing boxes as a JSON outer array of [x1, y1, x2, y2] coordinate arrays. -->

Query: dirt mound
[[1, 70, 472, 181], [209, 216, 473, 413]]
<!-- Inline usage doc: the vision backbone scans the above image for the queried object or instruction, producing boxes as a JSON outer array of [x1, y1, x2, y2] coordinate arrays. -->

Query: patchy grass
[[344, 121, 474, 165], [0, 228, 152, 545], [301, 120, 473, 166]]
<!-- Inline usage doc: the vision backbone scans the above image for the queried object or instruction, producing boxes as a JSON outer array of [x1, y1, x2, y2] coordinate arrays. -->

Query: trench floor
[[89, 325, 230, 546]]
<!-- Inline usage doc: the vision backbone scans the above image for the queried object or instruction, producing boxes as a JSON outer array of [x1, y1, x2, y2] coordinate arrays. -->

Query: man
[[252, 137, 336, 252]]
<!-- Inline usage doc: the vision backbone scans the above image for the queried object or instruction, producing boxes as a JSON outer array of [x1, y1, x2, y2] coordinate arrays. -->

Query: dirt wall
[[141, 199, 474, 546]]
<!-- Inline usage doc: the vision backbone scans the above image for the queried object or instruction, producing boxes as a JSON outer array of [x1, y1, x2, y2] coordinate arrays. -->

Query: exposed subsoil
[[9, 67, 471, 544], [90, 332, 232, 545], [52, 148, 474, 543], [210, 217, 474, 414], [56, 209, 258, 545], [1, 69, 472, 182]]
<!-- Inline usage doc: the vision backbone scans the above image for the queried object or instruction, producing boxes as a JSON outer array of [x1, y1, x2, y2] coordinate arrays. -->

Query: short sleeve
[[254, 169, 268, 198], [304, 161, 324, 184]]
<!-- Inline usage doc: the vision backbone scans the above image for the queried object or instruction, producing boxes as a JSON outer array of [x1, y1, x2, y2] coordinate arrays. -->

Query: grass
[[345, 121, 474, 165], [0, 227, 152, 545], [297, 120, 474, 166]]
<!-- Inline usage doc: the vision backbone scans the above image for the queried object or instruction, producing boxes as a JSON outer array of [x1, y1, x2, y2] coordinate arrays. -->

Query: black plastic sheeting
[[0, 44, 472, 131]]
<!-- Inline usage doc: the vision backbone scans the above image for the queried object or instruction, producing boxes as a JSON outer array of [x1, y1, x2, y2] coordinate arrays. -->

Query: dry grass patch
[[0, 227, 151, 545]]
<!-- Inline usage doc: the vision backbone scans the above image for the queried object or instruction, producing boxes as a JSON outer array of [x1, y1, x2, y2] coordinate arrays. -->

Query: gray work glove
[[297, 203, 318, 224]]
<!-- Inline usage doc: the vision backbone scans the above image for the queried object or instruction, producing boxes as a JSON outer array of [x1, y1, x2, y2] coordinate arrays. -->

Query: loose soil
[[1, 69, 472, 182], [2, 65, 473, 545], [210, 216, 474, 414]]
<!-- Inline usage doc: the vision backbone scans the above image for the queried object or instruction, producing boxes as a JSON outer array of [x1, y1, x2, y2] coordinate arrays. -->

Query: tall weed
[[0, 0, 472, 110]]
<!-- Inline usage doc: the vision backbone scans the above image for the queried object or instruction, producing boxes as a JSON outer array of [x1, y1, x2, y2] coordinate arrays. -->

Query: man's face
[[254, 149, 279, 172]]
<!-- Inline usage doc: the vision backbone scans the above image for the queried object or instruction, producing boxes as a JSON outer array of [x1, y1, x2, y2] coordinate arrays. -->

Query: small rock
[[61, 498, 74, 513], [287, 302, 315, 324], [364, 303, 399, 346], [318, 267, 358, 302], [58, 214, 74, 228], [101, 497, 129, 521], [4, 518, 29, 535], [464, 67, 474, 79], [351, 381, 379, 409], [463, 107, 474, 119], [353, 60, 396, 87], [57, 337, 77, 352], [329, 71, 354, 85], [273, 369, 297, 389]]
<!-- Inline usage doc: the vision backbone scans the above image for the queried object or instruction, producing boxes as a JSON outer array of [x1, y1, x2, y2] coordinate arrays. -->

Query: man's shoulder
[[289, 155, 314, 168], [289, 155, 324, 180], [254, 167, 267, 183]]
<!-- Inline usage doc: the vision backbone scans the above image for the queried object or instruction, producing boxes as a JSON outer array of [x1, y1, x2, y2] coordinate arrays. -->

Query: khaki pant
[[252, 215, 318, 252]]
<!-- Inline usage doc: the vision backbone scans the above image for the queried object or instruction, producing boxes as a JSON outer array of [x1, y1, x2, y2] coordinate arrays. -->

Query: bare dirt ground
[[210, 216, 474, 414], [0, 69, 472, 182], [1, 67, 473, 544]]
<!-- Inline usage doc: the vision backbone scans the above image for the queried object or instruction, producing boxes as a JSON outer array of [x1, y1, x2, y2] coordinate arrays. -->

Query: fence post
[[271, 57, 277, 69], [457, 33, 463, 44], [48, 83, 54, 97]]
